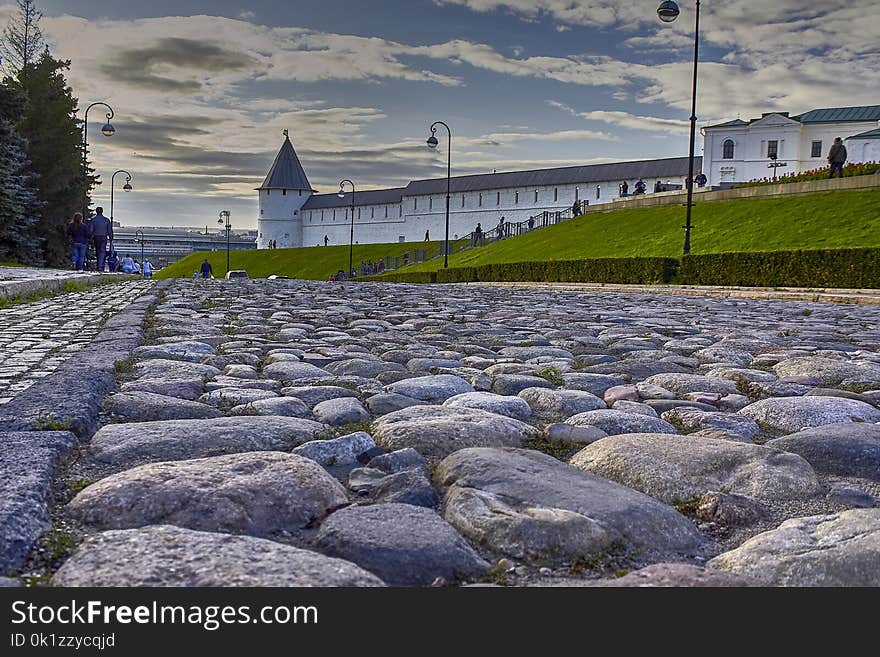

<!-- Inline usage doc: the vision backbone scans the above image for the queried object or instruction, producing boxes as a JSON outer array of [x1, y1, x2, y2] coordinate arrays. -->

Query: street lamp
[[338, 180, 356, 279], [110, 170, 133, 226], [218, 210, 231, 275], [657, 0, 700, 255], [134, 230, 145, 274], [82, 102, 116, 222], [427, 121, 451, 268]]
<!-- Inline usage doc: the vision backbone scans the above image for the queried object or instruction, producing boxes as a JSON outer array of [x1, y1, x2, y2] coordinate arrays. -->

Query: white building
[[257, 132, 699, 249], [703, 105, 880, 186]]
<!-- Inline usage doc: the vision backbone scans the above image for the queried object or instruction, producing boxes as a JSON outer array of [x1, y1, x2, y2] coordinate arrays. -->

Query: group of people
[[359, 260, 385, 276], [66, 206, 153, 276], [266, 239, 279, 249]]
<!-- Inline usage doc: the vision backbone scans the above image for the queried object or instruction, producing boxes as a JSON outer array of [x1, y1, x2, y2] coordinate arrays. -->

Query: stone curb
[[0, 279, 173, 576], [0, 273, 120, 302], [462, 282, 880, 306]]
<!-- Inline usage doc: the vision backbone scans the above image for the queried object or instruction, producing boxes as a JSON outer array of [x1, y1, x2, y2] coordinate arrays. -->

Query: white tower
[[256, 130, 313, 249]]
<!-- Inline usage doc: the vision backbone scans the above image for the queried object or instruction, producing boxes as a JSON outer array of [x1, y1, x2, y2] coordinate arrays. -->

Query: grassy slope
[[402, 189, 880, 272], [157, 189, 880, 280], [156, 240, 446, 280]]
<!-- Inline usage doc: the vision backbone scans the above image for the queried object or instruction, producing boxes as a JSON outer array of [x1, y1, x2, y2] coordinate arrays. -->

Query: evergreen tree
[[17, 50, 95, 266], [0, 0, 44, 76], [0, 79, 43, 264]]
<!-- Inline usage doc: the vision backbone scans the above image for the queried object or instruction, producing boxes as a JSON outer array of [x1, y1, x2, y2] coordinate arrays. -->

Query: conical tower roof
[[258, 131, 312, 191]]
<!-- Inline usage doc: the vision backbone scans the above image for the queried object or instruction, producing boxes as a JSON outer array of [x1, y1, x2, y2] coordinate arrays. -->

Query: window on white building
[[596, 185, 601, 199], [333, 210, 336, 220], [429, 197, 433, 210], [461, 194, 465, 208], [385, 206, 388, 218], [722, 139, 735, 159], [282, 189, 286, 196], [371, 208, 375, 218], [534, 190, 539, 203], [358, 208, 361, 219], [496, 191, 500, 205], [554, 188, 558, 202], [811, 141, 823, 158], [767, 140, 779, 159], [514, 192, 519, 204], [413, 198, 417, 210], [479, 193, 483, 207]]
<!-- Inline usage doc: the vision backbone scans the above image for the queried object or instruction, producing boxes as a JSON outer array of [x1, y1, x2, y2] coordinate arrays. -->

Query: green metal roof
[[848, 128, 880, 140], [791, 106, 880, 123], [704, 118, 749, 130]]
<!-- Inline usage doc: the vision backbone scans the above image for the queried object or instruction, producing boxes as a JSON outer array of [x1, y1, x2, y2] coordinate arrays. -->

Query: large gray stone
[[52, 525, 383, 587], [708, 509, 880, 586], [773, 357, 880, 386], [739, 396, 880, 434], [87, 416, 328, 469], [0, 431, 76, 575], [365, 392, 427, 416], [120, 378, 205, 401], [316, 504, 488, 586], [566, 409, 678, 436], [293, 432, 377, 467], [132, 341, 215, 363], [661, 407, 759, 441], [589, 563, 759, 587], [134, 359, 220, 381], [281, 385, 360, 408], [766, 423, 880, 481], [371, 405, 539, 461], [643, 374, 739, 396], [387, 375, 474, 403], [443, 392, 532, 420], [571, 433, 822, 504], [68, 452, 347, 535], [104, 392, 223, 422], [435, 448, 703, 564], [325, 358, 405, 378], [262, 361, 331, 383], [348, 467, 439, 507], [491, 374, 554, 396], [230, 396, 311, 417], [560, 373, 627, 397], [312, 397, 370, 426], [200, 388, 278, 408], [518, 387, 606, 417]]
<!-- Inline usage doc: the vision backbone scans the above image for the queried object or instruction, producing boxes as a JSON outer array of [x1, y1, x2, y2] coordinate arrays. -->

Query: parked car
[[225, 270, 249, 279], [267, 274, 290, 280]]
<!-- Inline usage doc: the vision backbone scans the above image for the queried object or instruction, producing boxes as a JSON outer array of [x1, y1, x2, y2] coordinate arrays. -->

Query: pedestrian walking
[[828, 137, 847, 178], [473, 222, 483, 247], [497, 216, 506, 239], [324, 235, 329, 246], [528, 216, 534, 231], [66, 213, 89, 272], [619, 181, 629, 197], [88, 207, 113, 271], [200, 258, 213, 279], [142, 259, 153, 278]]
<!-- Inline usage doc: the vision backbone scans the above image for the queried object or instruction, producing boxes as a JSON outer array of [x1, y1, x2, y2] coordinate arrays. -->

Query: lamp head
[[337, 188, 346, 199], [101, 122, 116, 137], [426, 134, 439, 149], [123, 182, 133, 192], [657, 1, 680, 22]]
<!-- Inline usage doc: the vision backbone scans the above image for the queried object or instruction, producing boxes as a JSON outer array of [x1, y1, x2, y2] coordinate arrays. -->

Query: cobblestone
[[31, 279, 880, 586], [0, 281, 153, 405]]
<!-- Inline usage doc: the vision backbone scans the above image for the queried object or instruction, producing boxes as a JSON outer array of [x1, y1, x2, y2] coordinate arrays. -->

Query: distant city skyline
[[3, 0, 877, 228]]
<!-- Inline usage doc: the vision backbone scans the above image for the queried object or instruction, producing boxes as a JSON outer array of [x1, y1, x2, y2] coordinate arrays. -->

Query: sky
[[2, 0, 878, 229]]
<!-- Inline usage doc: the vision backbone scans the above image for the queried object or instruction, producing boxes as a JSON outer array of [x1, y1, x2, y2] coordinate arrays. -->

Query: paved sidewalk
[[467, 282, 880, 305], [0, 266, 133, 301], [0, 280, 154, 404]]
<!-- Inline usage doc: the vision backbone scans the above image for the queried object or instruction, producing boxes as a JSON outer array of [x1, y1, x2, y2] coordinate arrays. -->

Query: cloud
[[238, 10, 256, 19], [548, 102, 691, 134]]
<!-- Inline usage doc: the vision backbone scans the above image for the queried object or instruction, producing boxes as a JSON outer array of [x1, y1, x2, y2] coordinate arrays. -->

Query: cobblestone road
[[0, 280, 154, 404]]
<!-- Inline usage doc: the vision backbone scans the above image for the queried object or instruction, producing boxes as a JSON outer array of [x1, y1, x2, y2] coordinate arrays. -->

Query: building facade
[[703, 105, 880, 186], [113, 225, 256, 267], [256, 134, 700, 249]]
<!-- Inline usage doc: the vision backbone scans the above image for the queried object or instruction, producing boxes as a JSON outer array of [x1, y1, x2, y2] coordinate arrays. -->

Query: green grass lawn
[[157, 189, 880, 280], [401, 188, 880, 272], [156, 240, 446, 280]]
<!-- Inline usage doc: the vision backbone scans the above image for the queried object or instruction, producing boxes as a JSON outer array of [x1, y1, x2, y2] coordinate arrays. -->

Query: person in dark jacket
[[827, 137, 847, 178], [89, 207, 113, 271], [200, 258, 213, 279], [67, 213, 89, 272]]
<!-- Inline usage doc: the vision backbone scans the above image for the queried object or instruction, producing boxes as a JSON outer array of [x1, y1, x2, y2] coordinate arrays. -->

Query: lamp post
[[134, 230, 145, 275], [658, 0, 699, 255], [110, 170, 133, 226], [218, 211, 231, 275], [82, 102, 116, 221], [338, 180, 356, 279], [426, 121, 451, 268]]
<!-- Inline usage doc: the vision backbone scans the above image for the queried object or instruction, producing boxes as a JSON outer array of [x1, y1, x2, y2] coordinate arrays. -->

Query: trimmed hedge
[[678, 248, 880, 288], [435, 258, 679, 284], [370, 248, 880, 289]]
